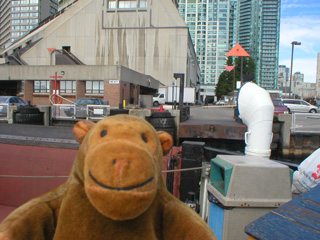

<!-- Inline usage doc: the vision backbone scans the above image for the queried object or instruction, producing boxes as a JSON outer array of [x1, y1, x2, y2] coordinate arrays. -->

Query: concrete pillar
[[121, 82, 130, 107], [24, 80, 34, 104], [131, 84, 139, 105], [104, 80, 121, 107], [76, 80, 85, 99]]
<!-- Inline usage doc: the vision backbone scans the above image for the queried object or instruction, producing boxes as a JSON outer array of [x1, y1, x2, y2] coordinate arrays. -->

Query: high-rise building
[[0, 0, 58, 49], [237, 0, 281, 90], [178, 0, 234, 100], [278, 65, 289, 88], [293, 72, 304, 86]]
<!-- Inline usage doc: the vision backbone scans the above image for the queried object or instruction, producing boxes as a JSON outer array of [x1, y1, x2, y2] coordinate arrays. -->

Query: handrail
[[49, 94, 75, 105]]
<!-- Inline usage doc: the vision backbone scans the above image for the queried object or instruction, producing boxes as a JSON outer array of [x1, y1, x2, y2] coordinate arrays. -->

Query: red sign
[[225, 66, 235, 72], [226, 43, 250, 57], [47, 48, 56, 53]]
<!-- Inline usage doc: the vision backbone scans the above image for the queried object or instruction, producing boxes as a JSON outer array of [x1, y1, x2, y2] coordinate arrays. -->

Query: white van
[[153, 93, 166, 107], [282, 99, 318, 113]]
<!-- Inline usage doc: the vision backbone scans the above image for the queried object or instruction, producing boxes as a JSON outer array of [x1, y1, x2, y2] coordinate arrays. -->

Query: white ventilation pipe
[[238, 82, 274, 158]]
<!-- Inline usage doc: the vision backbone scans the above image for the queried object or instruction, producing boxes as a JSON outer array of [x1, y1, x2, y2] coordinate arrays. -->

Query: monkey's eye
[[101, 129, 107, 137], [141, 134, 148, 143]]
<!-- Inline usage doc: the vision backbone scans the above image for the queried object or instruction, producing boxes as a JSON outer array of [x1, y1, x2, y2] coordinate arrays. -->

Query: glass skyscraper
[[0, 0, 58, 49], [234, 0, 281, 89], [178, 0, 233, 99]]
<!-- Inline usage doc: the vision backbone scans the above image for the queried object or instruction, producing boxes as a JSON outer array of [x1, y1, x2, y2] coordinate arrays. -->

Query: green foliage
[[215, 56, 256, 99], [216, 70, 233, 100]]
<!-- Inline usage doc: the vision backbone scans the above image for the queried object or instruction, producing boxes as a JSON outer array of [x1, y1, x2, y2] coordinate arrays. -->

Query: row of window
[[12, 31, 28, 36], [12, 6, 38, 11], [34, 81, 104, 94], [12, 25, 34, 30], [107, 0, 147, 9], [12, 19, 38, 24], [11, 12, 38, 17], [12, 0, 39, 5]]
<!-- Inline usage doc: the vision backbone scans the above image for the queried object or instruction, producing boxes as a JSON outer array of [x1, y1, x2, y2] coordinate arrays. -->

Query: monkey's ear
[[157, 131, 173, 155], [73, 121, 95, 143]]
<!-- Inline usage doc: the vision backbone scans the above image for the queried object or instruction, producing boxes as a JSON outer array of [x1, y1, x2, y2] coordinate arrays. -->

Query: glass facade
[[0, 0, 58, 48], [238, 0, 280, 90], [178, 0, 232, 89]]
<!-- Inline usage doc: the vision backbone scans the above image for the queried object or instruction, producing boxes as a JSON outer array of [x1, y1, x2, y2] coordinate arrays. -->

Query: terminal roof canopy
[[226, 43, 250, 57]]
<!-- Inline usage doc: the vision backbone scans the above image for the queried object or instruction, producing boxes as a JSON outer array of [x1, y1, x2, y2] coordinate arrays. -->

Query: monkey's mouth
[[89, 171, 154, 191]]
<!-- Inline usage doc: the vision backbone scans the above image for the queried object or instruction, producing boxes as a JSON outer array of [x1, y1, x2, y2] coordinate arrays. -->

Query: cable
[[0, 166, 211, 178]]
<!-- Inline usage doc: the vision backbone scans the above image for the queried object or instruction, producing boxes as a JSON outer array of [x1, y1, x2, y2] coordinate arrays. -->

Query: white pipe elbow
[[238, 82, 274, 158]]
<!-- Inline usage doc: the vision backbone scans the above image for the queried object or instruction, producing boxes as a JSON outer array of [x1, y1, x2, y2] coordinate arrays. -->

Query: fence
[[291, 113, 320, 133], [0, 104, 9, 122], [52, 104, 110, 120]]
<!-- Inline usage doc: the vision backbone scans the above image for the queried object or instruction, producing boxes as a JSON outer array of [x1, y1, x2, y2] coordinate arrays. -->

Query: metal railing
[[52, 104, 110, 120], [0, 104, 9, 122], [291, 113, 320, 133]]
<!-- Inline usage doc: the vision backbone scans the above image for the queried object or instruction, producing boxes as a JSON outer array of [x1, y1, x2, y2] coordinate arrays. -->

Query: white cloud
[[280, 16, 320, 54]]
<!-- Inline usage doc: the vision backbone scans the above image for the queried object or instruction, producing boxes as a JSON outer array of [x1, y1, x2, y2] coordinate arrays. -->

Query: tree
[[215, 56, 256, 99], [215, 70, 233, 100]]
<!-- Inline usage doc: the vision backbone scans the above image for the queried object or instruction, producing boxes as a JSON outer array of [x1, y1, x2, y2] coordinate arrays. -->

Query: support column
[[104, 80, 121, 107], [76, 80, 86, 99], [24, 80, 34, 104]]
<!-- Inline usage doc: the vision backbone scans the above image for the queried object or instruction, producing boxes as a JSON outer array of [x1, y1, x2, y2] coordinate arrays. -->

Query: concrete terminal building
[[0, 0, 200, 107]]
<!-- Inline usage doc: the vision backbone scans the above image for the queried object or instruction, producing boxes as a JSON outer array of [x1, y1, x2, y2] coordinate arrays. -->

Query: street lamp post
[[289, 41, 301, 98]]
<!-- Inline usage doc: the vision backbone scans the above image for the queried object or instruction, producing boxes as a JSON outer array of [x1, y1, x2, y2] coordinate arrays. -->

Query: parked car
[[282, 99, 318, 113], [64, 98, 105, 118], [0, 96, 28, 117], [272, 99, 289, 115], [216, 100, 227, 105]]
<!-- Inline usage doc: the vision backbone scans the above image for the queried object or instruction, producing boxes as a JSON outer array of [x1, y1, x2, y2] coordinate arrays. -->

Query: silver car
[[282, 99, 318, 113], [0, 96, 28, 117]]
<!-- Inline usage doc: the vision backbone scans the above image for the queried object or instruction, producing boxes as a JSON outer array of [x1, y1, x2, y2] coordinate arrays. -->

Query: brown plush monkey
[[0, 114, 216, 240]]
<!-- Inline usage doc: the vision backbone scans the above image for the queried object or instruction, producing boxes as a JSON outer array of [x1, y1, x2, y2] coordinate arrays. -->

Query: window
[[60, 81, 76, 94], [107, 0, 147, 10], [86, 81, 104, 94], [119, 0, 137, 9], [108, 0, 116, 8], [30, 0, 39, 3], [139, 0, 147, 8], [34, 81, 50, 93]]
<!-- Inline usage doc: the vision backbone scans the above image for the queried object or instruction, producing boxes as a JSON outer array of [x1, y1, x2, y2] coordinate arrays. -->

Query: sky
[[279, 0, 320, 83]]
